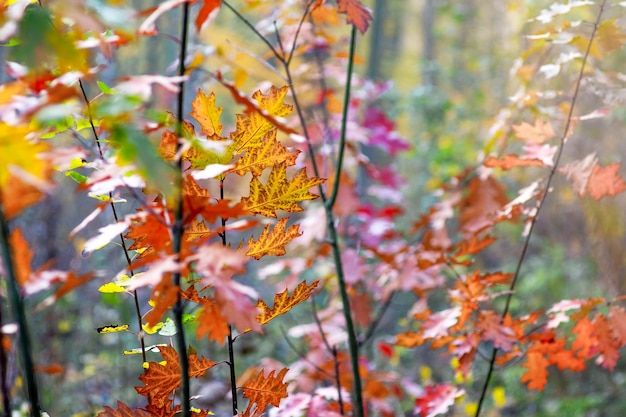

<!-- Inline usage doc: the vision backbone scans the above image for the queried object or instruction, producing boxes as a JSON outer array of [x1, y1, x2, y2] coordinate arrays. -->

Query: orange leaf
[[241, 368, 289, 417], [246, 218, 302, 260], [196, 300, 230, 345], [136, 345, 215, 408], [2, 174, 45, 219], [521, 350, 549, 391], [9, 228, 32, 287], [511, 119, 555, 143], [0, 122, 51, 188], [241, 163, 324, 218], [459, 176, 507, 233], [592, 314, 620, 371], [483, 154, 545, 170], [256, 280, 319, 325], [195, 0, 221, 32], [190, 89, 224, 138], [337, 0, 372, 34], [585, 163, 626, 200], [96, 400, 153, 417]]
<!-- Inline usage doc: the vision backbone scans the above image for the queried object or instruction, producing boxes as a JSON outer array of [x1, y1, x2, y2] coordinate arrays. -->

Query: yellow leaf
[[231, 86, 293, 153], [492, 386, 506, 408], [597, 19, 626, 54], [98, 282, 126, 293], [97, 324, 129, 334], [0, 123, 50, 187], [247, 218, 301, 260], [190, 89, 224, 138], [257, 280, 319, 325], [233, 129, 299, 177], [241, 163, 325, 218]]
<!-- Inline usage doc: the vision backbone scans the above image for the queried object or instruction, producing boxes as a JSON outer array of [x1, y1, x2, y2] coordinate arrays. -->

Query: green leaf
[[97, 80, 115, 95]]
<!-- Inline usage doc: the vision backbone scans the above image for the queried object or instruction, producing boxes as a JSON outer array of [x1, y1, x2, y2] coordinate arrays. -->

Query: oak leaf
[[190, 89, 224, 139], [246, 218, 302, 260], [232, 129, 300, 177], [241, 368, 289, 417], [241, 163, 324, 217], [512, 119, 555, 143], [585, 163, 626, 200], [256, 280, 319, 325], [483, 154, 545, 170], [136, 345, 215, 408], [521, 350, 549, 391], [96, 400, 153, 417], [337, 0, 372, 34], [196, 300, 230, 345], [414, 384, 463, 417]]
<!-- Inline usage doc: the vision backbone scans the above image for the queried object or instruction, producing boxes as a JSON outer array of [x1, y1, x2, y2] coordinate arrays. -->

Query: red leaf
[[414, 384, 463, 417], [195, 0, 221, 32], [337, 0, 373, 34], [96, 401, 152, 417]]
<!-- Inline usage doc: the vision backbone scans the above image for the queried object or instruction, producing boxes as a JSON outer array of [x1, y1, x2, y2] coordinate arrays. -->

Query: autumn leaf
[[195, 0, 221, 32], [2, 174, 46, 219], [9, 228, 32, 287], [136, 345, 215, 408], [257, 280, 319, 325], [475, 311, 517, 351], [190, 89, 224, 139], [96, 400, 153, 417], [232, 129, 300, 177], [512, 119, 555, 143], [521, 350, 550, 391], [241, 163, 325, 218], [196, 300, 230, 345], [246, 218, 302, 260], [585, 163, 626, 200], [414, 384, 464, 417], [337, 0, 373, 34], [241, 368, 289, 417], [459, 176, 508, 233], [484, 154, 546, 170], [596, 19, 626, 53], [0, 123, 51, 188]]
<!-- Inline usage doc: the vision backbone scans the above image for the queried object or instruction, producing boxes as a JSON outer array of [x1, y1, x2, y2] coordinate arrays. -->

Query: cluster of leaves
[[3, 0, 626, 417]]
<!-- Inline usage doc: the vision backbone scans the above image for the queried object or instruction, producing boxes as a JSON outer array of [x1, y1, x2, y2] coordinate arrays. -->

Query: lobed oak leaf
[[559, 153, 597, 196], [521, 350, 550, 391], [241, 163, 325, 218], [592, 314, 620, 371], [337, 0, 372, 34], [572, 316, 597, 359], [459, 176, 507, 233], [512, 119, 555, 143], [395, 331, 425, 348], [454, 235, 496, 258], [136, 345, 215, 408], [608, 306, 626, 347], [96, 400, 153, 417], [190, 89, 224, 139], [232, 130, 299, 177], [475, 311, 517, 351], [585, 163, 626, 200], [196, 300, 230, 345], [256, 280, 319, 325], [246, 218, 302, 260], [241, 368, 289, 417], [422, 306, 461, 340], [596, 19, 626, 53]]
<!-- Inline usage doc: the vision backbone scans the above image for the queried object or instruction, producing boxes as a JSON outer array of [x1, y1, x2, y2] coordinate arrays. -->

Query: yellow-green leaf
[[241, 163, 325, 218], [190, 89, 224, 138], [246, 218, 301, 260]]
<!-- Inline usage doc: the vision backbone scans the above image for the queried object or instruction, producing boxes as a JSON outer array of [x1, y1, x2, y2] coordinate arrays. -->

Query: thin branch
[[0, 290, 11, 415], [311, 297, 334, 354], [359, 291, 395, 347], [222, 1, 282, 60], [172, 3, 191, 417], [332, 345, 346, 416], [473, 2, 606, 415], [286, 0, 315, 65], [278, 326, 333, 377], [0, 196, 40, 417]]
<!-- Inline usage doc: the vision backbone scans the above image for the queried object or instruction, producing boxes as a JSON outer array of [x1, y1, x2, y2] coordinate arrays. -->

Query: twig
[[473, 2, 606, 415], [359, 291, 395, 346], [0, 290, 11, 415], [332, 345, 346, 416], [278, 326, 333, 377]]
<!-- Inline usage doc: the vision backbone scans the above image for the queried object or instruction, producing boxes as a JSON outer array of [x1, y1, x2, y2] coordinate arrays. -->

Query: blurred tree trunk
[[422, 0, 436, 87], [367, 0, 385, 80]]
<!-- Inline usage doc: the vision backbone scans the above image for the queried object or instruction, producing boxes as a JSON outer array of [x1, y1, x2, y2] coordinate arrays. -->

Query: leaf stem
[[0, 198, 40, 417], [173, 2, 191, 417], [473, 2, 606, 415]]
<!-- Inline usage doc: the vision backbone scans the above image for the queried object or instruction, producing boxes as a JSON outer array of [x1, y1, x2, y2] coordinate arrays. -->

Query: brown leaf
[[337, 0, 372, 33], [96, 401, 153, 417], [246, 218, 302, 260], [241, 368, 289, 417], [256, 280, 319, 325]]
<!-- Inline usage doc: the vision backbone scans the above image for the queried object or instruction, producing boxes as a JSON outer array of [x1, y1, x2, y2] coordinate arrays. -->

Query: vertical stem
[[173, 2, 191, 417], [0, 293, 11, 415], [323, 25, 364, 417], [0, 199, 40, 417]]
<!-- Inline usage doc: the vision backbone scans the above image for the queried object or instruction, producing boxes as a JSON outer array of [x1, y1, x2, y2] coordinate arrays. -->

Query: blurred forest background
[[3, 0, 626, 416]]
